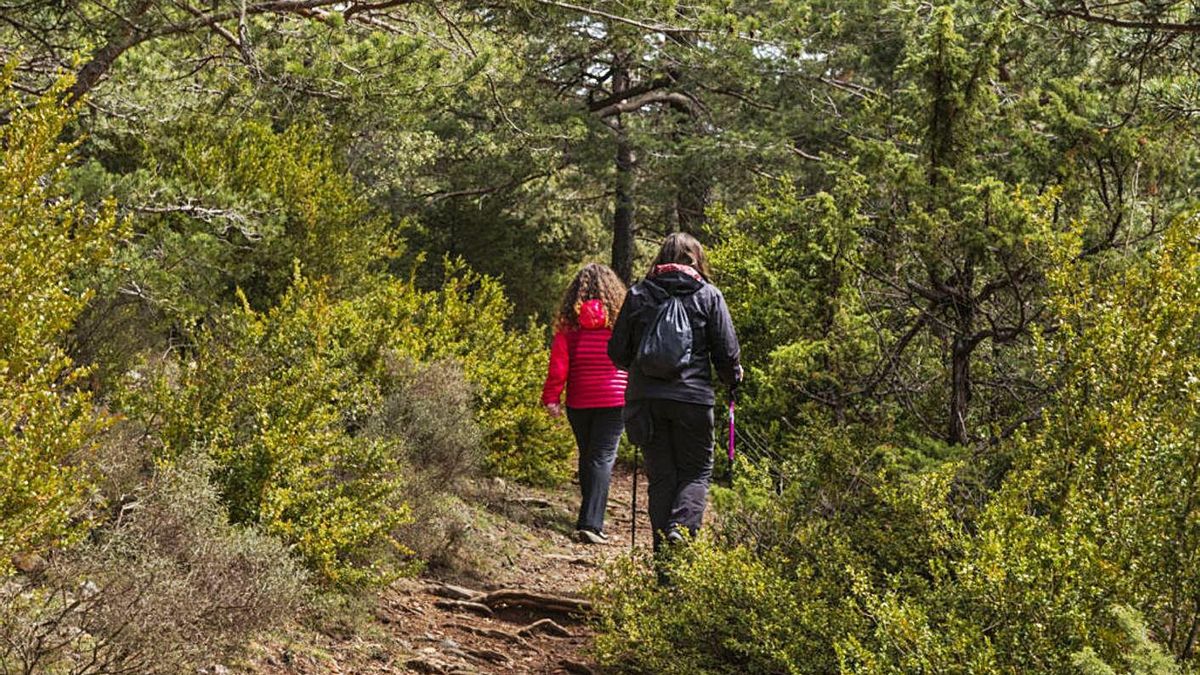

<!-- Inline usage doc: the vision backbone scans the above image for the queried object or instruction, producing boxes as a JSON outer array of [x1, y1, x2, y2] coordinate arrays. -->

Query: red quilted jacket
[[541, 299, 628, 409]]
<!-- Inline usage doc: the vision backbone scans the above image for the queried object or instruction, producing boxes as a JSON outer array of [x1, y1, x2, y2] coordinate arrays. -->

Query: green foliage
[[129, 272, 412, 589], [946, 219, 1200, 669], [1074, 607, 1182, 675], [593, 541, 837, 675], [344, 261, 574, 485], [0, 69, 118, 571], [93, 118, 396, 309], [122, 261, 570, 586]]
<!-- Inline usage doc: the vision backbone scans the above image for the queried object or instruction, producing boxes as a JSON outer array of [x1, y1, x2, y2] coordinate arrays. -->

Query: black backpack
[[636, 280, 695, 380]]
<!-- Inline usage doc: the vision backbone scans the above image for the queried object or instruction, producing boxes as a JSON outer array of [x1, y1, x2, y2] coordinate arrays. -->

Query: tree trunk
[[666, 97, 706, 233], [674, 166, 708, 233], [949, 335, 971, 446], [610, 54, 636, 284], [68, 0, 157, 103], [612, 133, 636, 284], [948, 263, 976, 446]]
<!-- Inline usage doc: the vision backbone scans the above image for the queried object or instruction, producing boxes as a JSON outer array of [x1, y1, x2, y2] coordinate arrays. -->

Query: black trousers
[[565, 406, 623, 533], [639, 399, 714, 551]]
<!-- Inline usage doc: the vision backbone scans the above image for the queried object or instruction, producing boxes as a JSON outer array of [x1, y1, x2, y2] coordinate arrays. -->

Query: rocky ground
[[244, 463, 653, 674]]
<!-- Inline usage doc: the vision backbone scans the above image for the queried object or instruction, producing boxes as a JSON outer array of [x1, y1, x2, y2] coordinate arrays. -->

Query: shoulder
[[694, 282, 725, 304], [629, 279, 653, 295], [626, 281, 657, 304]]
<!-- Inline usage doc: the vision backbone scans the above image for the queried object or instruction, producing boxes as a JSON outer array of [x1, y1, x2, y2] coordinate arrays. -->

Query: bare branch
[[590, 89, 697, 118]]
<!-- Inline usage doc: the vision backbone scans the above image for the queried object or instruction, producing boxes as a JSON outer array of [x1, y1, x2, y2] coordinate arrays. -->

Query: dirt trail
[[249, 463, 653, 674]]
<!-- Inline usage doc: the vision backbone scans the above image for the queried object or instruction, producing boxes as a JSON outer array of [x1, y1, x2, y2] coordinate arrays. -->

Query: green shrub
[[128, 273, 412, 589], [121, 260, 571, 586], [593, 539, 847, 675], [596, 220, 1200, 673], [0, 69, 118, 572], [1074, 606, 1182, 675], [345, 260, 574, 485], [71, 119, 401, 385]]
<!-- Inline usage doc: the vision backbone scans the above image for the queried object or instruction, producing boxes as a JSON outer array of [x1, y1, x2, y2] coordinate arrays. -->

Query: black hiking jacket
[[607, 265, 741, 406]]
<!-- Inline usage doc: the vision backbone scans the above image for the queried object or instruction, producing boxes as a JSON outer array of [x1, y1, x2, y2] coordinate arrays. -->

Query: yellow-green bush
[[595, 221, 1200, 673], [128, 273, 411, 589], [0, 69, 118, 572], [344, 261, 574, 485], [593, 539, 850, 675], [123, 262, 571, 586]]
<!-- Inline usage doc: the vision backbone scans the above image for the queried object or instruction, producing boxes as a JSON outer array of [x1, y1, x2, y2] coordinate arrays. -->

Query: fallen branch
[[518, 618, 573, 638], [427, 582, 483, 601]]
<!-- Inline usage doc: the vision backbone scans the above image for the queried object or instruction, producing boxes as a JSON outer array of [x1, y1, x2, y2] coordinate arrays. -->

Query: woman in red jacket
[[542, 263, 629, 544]]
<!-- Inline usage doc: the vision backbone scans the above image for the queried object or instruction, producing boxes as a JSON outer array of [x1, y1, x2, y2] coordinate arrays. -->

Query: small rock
[[11, 552, 47, 575]]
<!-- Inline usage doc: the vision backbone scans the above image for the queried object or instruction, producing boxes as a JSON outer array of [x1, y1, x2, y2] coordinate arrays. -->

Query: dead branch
[[427, 582, 484, 601], [517, 618, 573, 638]]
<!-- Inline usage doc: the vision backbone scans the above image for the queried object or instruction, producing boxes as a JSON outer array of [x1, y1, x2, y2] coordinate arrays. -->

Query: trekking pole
[[630, 448, 638, 549], [727, 392, 737, 467]]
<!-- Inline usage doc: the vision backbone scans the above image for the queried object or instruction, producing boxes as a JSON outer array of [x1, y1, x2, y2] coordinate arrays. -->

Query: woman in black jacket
[[608, 232, 742, 551]]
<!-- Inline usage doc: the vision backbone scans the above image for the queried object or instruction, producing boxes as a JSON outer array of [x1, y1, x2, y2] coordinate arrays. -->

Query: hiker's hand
[[545, 403, 563, 418]]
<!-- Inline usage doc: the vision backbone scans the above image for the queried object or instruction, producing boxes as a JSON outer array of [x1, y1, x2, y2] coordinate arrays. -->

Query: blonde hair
[[554, 263, 627, 332]]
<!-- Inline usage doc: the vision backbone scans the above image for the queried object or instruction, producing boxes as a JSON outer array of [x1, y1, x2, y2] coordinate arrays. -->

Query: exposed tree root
[[465, 646, 510, 664], [472, 589, 593, 614], [444, 621, 532, 647], [433, 599, 494, 617]]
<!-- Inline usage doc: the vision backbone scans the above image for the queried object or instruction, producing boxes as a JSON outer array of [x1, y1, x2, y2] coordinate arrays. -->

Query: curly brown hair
[[554, 263, 627, 332]]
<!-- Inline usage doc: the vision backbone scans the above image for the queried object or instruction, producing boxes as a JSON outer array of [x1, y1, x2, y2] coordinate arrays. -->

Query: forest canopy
[[3, 0, 1200, 672]]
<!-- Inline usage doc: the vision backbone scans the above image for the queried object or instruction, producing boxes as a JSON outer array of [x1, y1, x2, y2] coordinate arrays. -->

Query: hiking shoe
[[575, 529, 609, 545], [665, 528, 686, 546]]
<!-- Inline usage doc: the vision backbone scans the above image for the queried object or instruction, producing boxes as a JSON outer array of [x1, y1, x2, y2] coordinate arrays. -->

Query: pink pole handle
[[727, 399, 736, 462]]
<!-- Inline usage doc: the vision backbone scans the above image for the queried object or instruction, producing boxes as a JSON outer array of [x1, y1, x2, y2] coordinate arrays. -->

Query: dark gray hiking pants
[[566, 406, 623, 534], [640, 399, 714, 551]]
